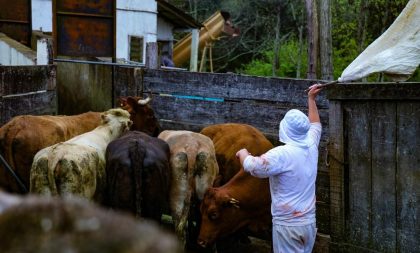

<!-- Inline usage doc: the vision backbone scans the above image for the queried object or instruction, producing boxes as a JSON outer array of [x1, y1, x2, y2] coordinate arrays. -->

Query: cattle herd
[[0, 96, 274, 253]]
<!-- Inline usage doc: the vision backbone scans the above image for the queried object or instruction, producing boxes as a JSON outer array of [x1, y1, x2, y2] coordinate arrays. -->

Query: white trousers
[[272, 223, 317, 253]]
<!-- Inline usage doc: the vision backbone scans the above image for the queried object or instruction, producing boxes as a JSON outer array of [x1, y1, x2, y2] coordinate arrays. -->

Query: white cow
[[158, 130, 219, 247], [30, 108, 132, 202]]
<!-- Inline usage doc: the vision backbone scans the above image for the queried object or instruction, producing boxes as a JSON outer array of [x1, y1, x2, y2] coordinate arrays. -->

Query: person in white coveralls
[[236, 84, 323, 253]]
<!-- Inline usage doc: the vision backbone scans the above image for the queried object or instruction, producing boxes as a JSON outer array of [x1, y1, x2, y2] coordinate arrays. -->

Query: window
[[129, 36, 144, 63]]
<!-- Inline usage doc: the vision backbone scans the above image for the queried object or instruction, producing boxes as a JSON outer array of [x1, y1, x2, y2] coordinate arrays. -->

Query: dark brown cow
[[197, 123, 273, 248], [0, 96, 159, 194], [118, 96, 162, 137], [104, 131, 171, 222], [0, 191, 180, 253]]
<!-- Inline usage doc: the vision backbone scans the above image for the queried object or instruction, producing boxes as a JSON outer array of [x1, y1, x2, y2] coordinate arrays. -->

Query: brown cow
[[197, 123, 273, 248], [200, 123, 273, 186], [0, 112, 101, 193], [0, 191, 180, 253], [158, 130, 219, 247], [0, 96, 159, 194]]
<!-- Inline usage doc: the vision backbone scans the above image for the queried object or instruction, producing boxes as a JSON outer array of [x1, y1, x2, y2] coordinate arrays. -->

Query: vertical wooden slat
[[56, 62, 112, 115], [328, 100, 345, 251], [112, 66, 139, 103], [396, 102, 420, 253], [371, 101, 396, 251], [345, 102, 371, 248]]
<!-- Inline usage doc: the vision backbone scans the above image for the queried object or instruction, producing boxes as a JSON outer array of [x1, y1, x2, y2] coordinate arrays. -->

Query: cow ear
[[118, 97, 127, 107], [101, 113, 109, 124], [126, 97, 138, 110]]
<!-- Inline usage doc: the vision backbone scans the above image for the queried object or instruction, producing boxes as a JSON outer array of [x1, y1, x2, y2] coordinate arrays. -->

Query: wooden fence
[[113, 68, 332, 235], [328, 83, 420, 252], [0, 65, 56, 126]]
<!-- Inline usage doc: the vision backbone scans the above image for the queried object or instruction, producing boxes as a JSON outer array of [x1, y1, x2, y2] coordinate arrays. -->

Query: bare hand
[[307, 83, 323, 99], [236, 148, 250, 159]]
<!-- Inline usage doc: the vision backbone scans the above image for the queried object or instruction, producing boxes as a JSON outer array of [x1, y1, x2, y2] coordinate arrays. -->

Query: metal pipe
[[54, 58, 145, 67], [0, 154, 28, 193], [304, 80, 338, 93]]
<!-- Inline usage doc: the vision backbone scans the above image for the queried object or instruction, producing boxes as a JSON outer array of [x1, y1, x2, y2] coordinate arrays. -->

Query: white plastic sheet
[[338, 0, 420, 82]]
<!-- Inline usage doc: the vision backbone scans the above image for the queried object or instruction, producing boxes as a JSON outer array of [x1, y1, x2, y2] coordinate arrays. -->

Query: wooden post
[[305, 0, 319, 79], [190, 29, 199, 72], [199, 45, 208, 72], [320, 0, 333, 80], [146, 42, 159, 69]]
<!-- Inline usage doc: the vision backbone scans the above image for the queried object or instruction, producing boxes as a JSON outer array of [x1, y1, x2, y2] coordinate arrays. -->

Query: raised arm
[[307, 84, 323, 123]]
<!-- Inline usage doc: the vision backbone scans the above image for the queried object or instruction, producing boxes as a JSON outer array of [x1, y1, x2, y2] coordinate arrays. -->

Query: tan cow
[[0, 191, 180, 253], [158, 130, 219, 247], [30, 108, 132, 202]]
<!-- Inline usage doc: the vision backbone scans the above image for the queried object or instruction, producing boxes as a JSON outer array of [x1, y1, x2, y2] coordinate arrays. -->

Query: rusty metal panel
[[54, 0, 115, 58], [56, 16, 113, 57], [56, 0, 113, 15], [0, 0, 31, 46]]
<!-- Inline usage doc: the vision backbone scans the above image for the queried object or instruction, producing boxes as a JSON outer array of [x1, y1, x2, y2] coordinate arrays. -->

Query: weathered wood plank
[[345, 102, 371, 248], [328, 101, 345, 249], [0, 91, 56, 125], [0, 65, 56, 96], [143, 69, 329, 109], [327, 83, 420, 100], [113, 66, 141, 103], [396, 102, 420, 253], [150, 95, 329, 135], [56, 62, 112, 115], [370, 101, 396, 252]]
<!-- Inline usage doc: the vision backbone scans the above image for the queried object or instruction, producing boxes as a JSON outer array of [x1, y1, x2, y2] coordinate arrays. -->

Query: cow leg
[[30, 156, 56, 196], [55, 154, 97, 200], [170, 152, 191, 248]]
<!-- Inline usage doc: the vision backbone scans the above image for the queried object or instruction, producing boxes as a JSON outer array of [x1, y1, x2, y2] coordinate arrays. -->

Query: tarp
[[338, 0, 420, 82]]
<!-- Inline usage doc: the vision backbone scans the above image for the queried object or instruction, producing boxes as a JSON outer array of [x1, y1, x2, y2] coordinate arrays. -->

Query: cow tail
[[0, 123, 17, 175], [0, 122, 27, 192], [30, 149, 58, 196], [129, 140, 145, 218]]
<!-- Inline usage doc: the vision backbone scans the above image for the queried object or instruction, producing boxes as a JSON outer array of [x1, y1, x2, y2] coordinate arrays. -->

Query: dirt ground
[[185, 235, 272, 253]]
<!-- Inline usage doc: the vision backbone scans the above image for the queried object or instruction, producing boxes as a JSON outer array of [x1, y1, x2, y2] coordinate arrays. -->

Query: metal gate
[[53, 0, 115, 58], [0, 0, 31, 46]]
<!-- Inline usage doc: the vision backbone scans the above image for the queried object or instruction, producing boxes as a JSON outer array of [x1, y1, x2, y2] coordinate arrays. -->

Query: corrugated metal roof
[[156, 0, 202, 29]]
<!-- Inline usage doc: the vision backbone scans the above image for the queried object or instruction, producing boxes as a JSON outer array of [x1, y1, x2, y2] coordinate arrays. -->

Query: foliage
[[169, 0, 419, 81], [238, 39, 308, 78]]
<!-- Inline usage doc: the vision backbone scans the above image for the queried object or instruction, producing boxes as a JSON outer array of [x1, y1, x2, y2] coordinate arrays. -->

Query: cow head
[[118, 95, 162, 137], [101, 108, 133, 137], [197, 187, 248, 248]]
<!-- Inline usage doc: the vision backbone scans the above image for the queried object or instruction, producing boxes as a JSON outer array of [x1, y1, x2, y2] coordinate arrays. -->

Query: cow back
[[0, 192, 180, 253], [200, 123, 273, 186], [0, 112, 101, 193], [105, 131, 171, 222]]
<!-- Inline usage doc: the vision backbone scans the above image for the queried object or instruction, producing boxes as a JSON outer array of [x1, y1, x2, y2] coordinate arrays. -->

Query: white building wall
[[0, 41, 35, 66], [32, 0, 52, 32], [116, 0, 157, 62]]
